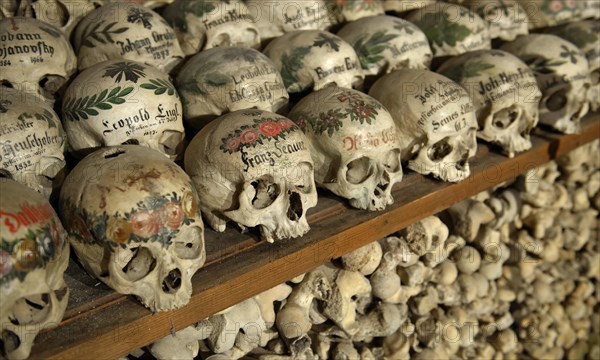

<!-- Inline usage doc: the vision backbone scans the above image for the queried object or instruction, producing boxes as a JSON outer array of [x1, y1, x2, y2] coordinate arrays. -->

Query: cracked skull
[[184, 109, 318, 243], [58, 145, 206, 312], [288, 86, 403, 211]]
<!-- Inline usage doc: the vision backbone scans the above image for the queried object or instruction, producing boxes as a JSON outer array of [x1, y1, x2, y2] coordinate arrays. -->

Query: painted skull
[[0, 88, 67, 199], [369, 69, 478, 182], [288, 87, 403, 211], [382, 0, 438, 13], [517, 0, 579, 29], [330, 0, 385, 23], [184, 109, 318, 242], [0, 180, 69, 360], [175, 47, 289, 132], [61, 59, 185, 160], [162, 0, 259, 56], [263, 30, 364, 94], [501, 34, 591, 134], [576, 0, 600, 19], [59, 145, 206, 312], [72, 3, 183, 72], [0, 17, 76, 105], [465, 0, 528, 41]]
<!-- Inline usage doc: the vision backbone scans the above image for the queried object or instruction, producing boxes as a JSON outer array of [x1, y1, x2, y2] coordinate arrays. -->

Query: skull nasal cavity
[[251, 178, 280, 209], [162, 269, 182, 294], [346, 157, 374, 184], [0, 330, 20, 357], [429, 138, 453, 162], [122, 247, 156, 282], [286, 192, 303, 221]]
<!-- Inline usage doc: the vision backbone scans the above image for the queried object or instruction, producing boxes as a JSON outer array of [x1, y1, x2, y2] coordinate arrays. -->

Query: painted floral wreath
[[220, 116, 298, 154]]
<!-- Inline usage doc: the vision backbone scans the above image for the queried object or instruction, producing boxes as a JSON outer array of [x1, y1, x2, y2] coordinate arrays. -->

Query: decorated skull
[[438, 50, 542, 157], [288, 87, 403, 211], [517, 0, 579, 29], [263, 30, 364, 94], [369, 69, 478, 182], [0, 17, 76, 104], [464, 0, 528, 41], [330, 0, 385, 23], [162, 0, 259, 56], [501, 34, 591, 134], [382, 0, 438, 13], [61, 59, 185, 159], [0, 179, 69, 360], [184, 109, 318, 242], [72, 3, 183, 72], [0, 88, 67, 199], [337, 15, 432, 78], [175, 47, 288, 132], [576, 0, 600, 19], [59, 145, 206, 312]]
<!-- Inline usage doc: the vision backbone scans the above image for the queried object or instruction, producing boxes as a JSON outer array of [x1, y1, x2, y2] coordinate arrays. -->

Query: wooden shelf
[[32, 116, 600, 359]]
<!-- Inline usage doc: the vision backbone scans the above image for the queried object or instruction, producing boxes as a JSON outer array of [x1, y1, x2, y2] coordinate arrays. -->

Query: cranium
[[438, 49, 542, 157], [263, 30, 364, 94], [72, 3, 183, 72], [59, 145, 206, 312], [175, 47, 288, 132], [61, 59, 185, 160], [369, 69, 478, 182], [576, 0, 600, 19], [0, 87, 67, 199], [184, 109, 318, 242], [464, 0, 529, 41], [0, 17, 76, 105], [501, 34, 591, 134], [162, 0, 260, 56], [330, 0, 385, 23], [382, 0, 437, 13], [288, 86, 403, 211], [517, 0, 579, 29], [0, 179, 69, 360]]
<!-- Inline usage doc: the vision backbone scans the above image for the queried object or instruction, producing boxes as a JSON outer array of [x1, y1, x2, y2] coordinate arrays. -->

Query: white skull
[[184, 109, 318, 243], [576, 0, 600, 19], [72, 3, 183, 72], [0, 17, 76, 105], [438, 49, 542, 157], [0, 88, 67, 199], [61, 59, 185, 160], [369, 69, 478, 182], [465, 0, 528, 41], [337, 15, 432, 78], [59, 145, 206, 312], [0, 180, 69, 360], [330, 0, 385, 23], [405, 2, 491, 60], [263, 30, 364, 94], [382, 0, 437, 13], [245, 0, 338, 43], [162, 0, 260, 56], [544, 20, 600, 112], [501, 34, 591, 134], [517, 0, 579, 29], [288, 86, 403, 211], [175, 47, 289, 132]]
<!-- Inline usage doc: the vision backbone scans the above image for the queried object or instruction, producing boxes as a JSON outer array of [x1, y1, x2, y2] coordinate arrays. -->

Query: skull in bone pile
[[59, 145, 206, 312], [438, 50, 542, 157], [61, 59, 185, 160], [162, 0, 259, 56], [184, 109, 318, 242], [501, 34, 591, 134], [369, 69, 478, 182], [72, 3, 183, 72], [576, 0, 600, 19], [544, 21, 600, 112], [0, 0, 17, 19], [175, 47, 288, 132], [517, 0, 579, 29], [0, 88, 67, 199], [263, 30, 364, 94], [0, 17, 76, 105], [330, 0, 385, 23], [288, 86, 403, 211], [337, 16, 433, 79], [0, 180, 69, 360], [463, 0, 528, 41], [382, 0, 438, 13]]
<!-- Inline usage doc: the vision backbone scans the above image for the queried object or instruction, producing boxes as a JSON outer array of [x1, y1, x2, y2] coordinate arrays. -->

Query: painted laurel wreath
[[220, 117, 298, 154]]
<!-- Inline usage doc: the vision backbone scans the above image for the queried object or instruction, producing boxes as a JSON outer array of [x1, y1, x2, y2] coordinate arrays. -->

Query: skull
[[0, 88, 67, 199], [369, 69, 478, 182], [288, 86, 403, 211], [72, 3, 184, 72], [162, 0, 260, 56], [465, 0, 529, 41], [61, 59, 185, 160], [184, 109, 318, 242], [330, 0, 385, 23], [58, 145, 206, 312], [438, 49, 542, 157], [516, 0, 579, 29], [576, 0, 600, 19], [382, 0, 438, 13], [544, 20, 600, 112], [263, 30, 364, 94], [501, 34, 591, 134], [175, 47, 289, 132], [0, 179, 69, 360], [337, 15, 432, 79], [0, 17, 76, 105], [405, 2, 491, 61], [0, 0, 17, 18]]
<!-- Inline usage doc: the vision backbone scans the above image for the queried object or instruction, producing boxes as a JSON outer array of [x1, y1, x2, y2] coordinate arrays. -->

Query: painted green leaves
[[352, 31, 398, 70], [17, 110, 60, 130], [280, 46, 311, 90], [413, 12, 471, 54], [177, 61, 230, 96], [314, 32, 342, 51], [444, 62, 495, 82], [63, 87, 134, 121], [165, 0, 216, 33], [103, 62, 146, 83], [79, 21, 128, 49], [525, 56, 567, 75], [141, 79, 178, 97]]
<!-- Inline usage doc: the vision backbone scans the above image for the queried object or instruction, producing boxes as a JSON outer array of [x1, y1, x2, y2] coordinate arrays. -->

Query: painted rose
[[160, 202, 184, 230], [13, 239, 40, 271], [227, 137, 241, 152], [353, 104, 374, 119], [258, 121, 281, 137], [0, 250, 13, 277], [107, 217, 132, 243], [181, 191, 198, 217], [278, 119, 294, 130], [130, 210, 160, 238], [240, 128, 260, 144], [548, 0, 563, 12]]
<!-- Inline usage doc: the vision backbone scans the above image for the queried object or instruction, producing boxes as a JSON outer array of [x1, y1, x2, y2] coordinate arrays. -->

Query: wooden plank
[[31, 117, 600, 359]]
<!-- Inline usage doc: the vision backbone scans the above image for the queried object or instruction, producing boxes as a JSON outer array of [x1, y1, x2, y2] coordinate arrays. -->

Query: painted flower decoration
[[37, 234, 54, 259], [181, 191, 198, 218], [13, 240, 40, 271], [259, 121, 282, 137], [106, 217, 132, 243], [0, 250, 13, 277], [130, 210, 160, 238], [160, 202, 184, 230], [240, 128, 260, 144], [220, 116, 298, 154]]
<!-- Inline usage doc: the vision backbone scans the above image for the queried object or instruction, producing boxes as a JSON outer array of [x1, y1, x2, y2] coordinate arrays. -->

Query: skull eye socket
[[173, 226, 203, 260], [293, 161, 314, 194], [121, 247, 156, 282], [0, 169, 13, 179], [159, 130, 184, 157], [383, 149, 401, 173], [545, 89, 568, 112], [122, 139, 139, 145], [428, 138, 453, 162], [251, 176, 281, 209], [346, 157, 374, 184], [493, 107, 520, 129], [0, 330, 20, 357]]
